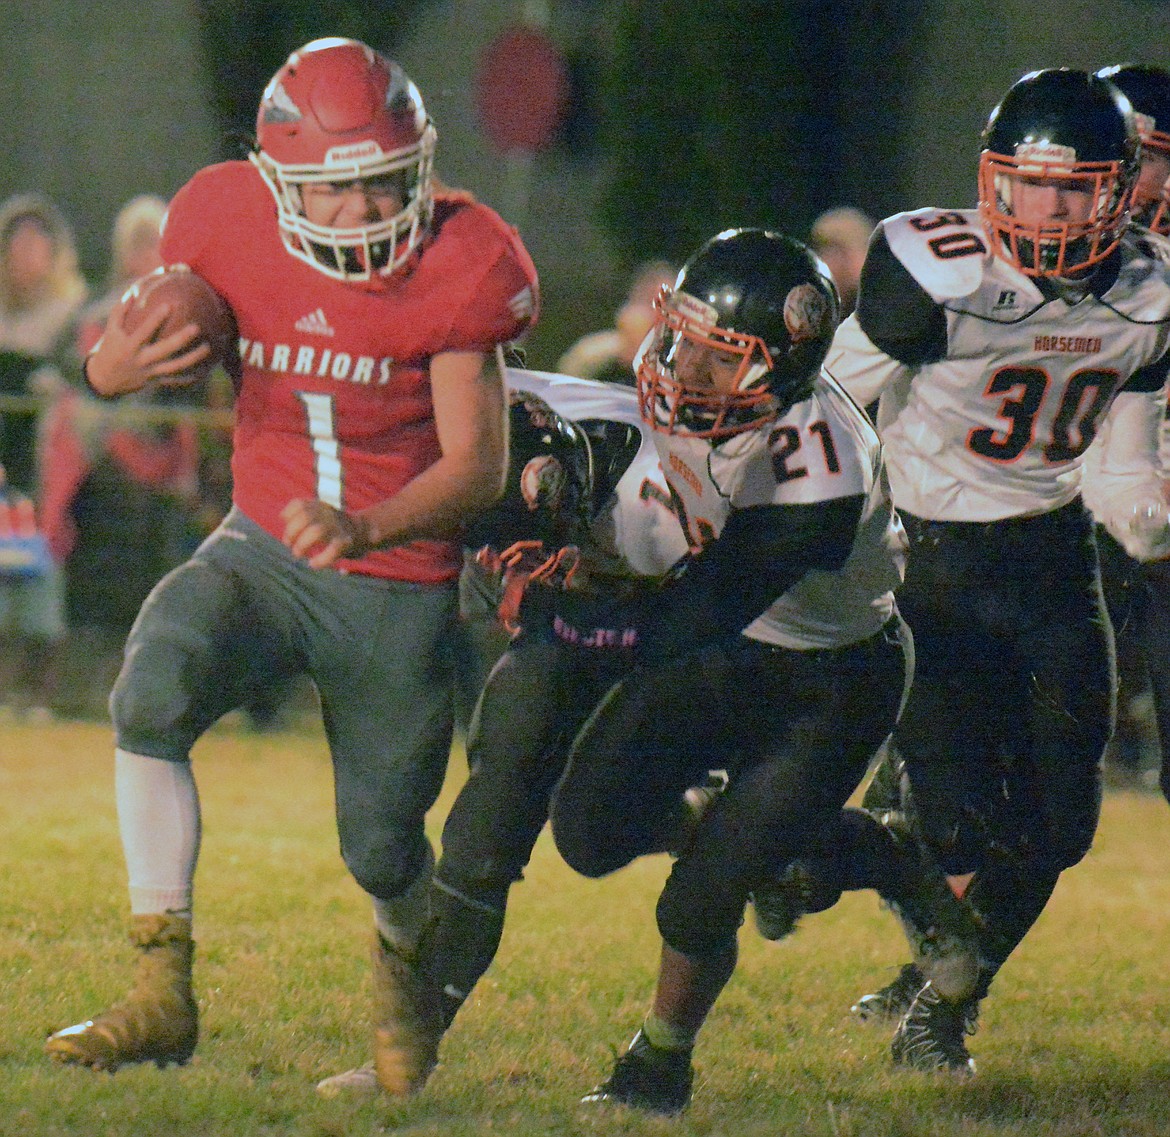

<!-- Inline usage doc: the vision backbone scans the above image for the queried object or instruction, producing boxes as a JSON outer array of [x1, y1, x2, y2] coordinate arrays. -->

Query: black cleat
[[890, 980, 977, 1075], [581, 1029, 693, 1115], [852, 962, 924, 1022]]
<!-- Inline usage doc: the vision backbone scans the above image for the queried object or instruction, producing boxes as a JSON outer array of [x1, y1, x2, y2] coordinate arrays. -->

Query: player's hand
[[477, 541, 581, 633], [281, 498, 373, 569], [85, 295, 210, 397], [1122, 495, 1170, 562]]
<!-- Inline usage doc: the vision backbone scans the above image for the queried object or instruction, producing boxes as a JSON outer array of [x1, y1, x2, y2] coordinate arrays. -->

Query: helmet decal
[[1014, 141, 1077, 169], [783, 283, 834, 347], [673, 291, 720, 331], [261, 81, 302, 125], [519, 454, 566, 512]]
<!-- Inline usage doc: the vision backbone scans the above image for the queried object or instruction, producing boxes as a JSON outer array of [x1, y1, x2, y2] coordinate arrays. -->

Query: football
[[121, 264, 237, 385]]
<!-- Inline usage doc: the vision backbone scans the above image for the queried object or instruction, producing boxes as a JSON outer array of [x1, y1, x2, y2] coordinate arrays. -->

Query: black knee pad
[[343, 828, 428, 900], [656, 872, 745, 957]]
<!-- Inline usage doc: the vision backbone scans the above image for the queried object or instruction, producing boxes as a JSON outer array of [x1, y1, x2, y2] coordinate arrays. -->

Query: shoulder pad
[[881, 207, 989, 302]]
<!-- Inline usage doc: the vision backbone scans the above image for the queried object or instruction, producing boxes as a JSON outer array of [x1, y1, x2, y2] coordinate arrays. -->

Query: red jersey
[[160, 161, 539, 582]]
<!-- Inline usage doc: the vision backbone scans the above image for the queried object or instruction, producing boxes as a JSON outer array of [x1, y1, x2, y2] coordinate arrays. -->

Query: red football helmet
[[252, 37, 436, 281]]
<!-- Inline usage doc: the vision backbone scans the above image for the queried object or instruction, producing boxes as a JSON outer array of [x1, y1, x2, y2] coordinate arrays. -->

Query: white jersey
[[825, 207, 1170, 522], [505, 368, 689, 577], [652, 374, 906, 650], [1081, 228, 1170, 561]]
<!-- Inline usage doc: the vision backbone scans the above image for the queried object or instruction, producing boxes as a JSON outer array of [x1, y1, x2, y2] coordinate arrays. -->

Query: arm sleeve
[[854, 226, 948, 365], [822, 226, 946, 407]]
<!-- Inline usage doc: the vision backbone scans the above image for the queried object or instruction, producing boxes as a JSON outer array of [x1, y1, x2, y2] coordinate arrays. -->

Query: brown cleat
[[45, 913, 197, 1072], [370, 933, 442, 1097]]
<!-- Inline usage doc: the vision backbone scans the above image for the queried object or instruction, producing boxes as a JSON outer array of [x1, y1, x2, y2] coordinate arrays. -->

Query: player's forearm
[[353, 454, 506, 550]]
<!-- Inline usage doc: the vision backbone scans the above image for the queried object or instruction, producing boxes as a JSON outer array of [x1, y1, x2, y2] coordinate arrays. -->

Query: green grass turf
[[3, 717, 1170, 1135]]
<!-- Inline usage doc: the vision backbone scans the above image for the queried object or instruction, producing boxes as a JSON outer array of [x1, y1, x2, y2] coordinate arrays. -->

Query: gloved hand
[[475, 541, 580, 633]]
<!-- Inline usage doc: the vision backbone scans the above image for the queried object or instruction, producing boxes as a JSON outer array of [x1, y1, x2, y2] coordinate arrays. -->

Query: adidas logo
[[294, 308, 335, 336], [507, 286, 535, 320]]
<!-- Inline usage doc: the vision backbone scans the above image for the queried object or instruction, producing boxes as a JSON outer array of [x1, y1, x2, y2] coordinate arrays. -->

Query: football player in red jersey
[[44, 38, 538, 1096], [823, 70, 1170, 1074]]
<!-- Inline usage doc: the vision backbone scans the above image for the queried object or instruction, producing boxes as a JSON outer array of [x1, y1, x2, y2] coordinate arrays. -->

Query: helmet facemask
[[636, 287, 777, 440], [1131, 115, 1170, 233], [253, 127, 435, 282], [978, 148, 1133, 277]]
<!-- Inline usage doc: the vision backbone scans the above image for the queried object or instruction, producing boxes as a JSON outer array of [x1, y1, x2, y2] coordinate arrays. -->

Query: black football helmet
[[463, 388, 594, 554], [978, 69, 1140, 277], [1096, 63, 1170, 233], [636, 228, 839, 439]]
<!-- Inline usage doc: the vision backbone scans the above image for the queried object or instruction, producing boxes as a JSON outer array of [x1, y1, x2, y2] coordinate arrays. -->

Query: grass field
[[3, 717, 1170, 1136]]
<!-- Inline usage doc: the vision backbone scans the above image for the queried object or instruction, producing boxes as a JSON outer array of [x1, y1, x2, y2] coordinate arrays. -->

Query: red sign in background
[[475, 26, 569, 154]]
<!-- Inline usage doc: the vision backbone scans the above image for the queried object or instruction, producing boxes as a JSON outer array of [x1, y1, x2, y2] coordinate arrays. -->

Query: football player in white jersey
[[333, 248, 978, 1106], [825, 69, 1170, 1074], [1082, 63, 1170, 800], [544, 230, 938, 1115]]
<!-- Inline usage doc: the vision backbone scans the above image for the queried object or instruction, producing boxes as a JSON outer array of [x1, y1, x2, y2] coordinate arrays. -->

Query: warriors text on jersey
[[160, 160, 538, 582], [826, 207, 1170, 521]]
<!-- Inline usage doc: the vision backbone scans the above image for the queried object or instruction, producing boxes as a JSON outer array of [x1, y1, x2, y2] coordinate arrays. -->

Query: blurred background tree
[[597, 0, 922, 269]]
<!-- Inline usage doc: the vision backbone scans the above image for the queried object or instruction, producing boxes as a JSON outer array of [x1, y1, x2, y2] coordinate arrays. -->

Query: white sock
[[372, 839, 435, 954], [115, 748, 201, 918]]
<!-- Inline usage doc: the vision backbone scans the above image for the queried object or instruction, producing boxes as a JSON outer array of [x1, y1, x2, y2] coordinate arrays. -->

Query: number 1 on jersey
[[296, 392, 343, 508]]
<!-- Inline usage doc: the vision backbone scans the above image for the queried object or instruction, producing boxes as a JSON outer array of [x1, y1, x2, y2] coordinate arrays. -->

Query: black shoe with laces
[[580, 1029, 694, 1115], [890, 980, 977, 1075], [851, 962, 924, 1022]]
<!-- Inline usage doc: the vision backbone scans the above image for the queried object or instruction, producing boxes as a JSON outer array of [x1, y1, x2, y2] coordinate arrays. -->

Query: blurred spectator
[[0, 193, 88, 490], [557, 260, 675, 385], [0, 460, 65, 718], [809, 206, 875, 315], [0, 193, 87, 717], [59, 194, 203, 636]]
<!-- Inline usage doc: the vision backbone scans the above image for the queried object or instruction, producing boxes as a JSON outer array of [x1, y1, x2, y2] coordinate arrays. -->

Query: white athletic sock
[[372, 839, 435, 954], [115, 748, 201, 918]]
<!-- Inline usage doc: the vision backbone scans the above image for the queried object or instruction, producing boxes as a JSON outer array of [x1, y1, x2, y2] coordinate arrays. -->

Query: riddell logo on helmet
[[325, 141, 384, 165], [673, 292, 718, 330], [1014, 141, 1076, 172]]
